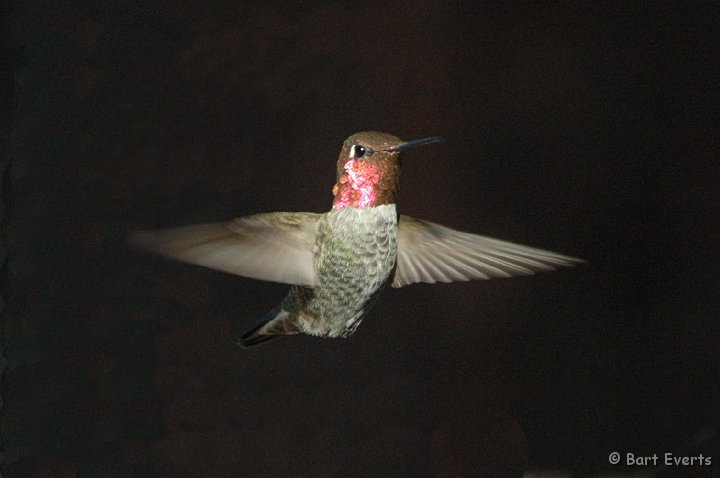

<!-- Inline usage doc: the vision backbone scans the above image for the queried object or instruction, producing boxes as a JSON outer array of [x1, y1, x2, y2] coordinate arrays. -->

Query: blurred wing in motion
[[130, 212, 321, 287], [393, 215, 583, 288]]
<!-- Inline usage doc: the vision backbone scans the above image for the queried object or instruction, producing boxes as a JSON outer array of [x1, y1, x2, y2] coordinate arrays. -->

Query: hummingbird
[[131, 132, 582, 347]]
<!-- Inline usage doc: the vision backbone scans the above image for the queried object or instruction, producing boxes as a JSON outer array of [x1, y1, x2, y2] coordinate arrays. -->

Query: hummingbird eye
[[351, 144, 372, 159]]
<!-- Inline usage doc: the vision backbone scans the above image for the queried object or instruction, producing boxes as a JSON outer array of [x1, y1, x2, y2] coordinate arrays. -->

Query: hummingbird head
[[332, 131, 443, 209]]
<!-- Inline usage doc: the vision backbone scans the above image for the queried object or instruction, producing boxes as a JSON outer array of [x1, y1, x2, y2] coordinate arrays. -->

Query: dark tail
[[237, 305, 297, 348], [237, 322, 283, 348]]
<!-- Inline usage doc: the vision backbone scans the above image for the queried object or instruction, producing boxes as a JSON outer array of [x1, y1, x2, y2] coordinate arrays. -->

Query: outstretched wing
[[393, 215, 583, 288], [130, 212, 321, 287]]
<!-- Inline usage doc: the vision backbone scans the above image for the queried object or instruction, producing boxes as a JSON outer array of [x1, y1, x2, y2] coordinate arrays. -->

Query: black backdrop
[[1, 2, 718, 477]]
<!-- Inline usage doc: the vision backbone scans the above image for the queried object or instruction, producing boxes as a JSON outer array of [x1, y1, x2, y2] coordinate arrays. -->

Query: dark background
[[1, 2, 719, 477]]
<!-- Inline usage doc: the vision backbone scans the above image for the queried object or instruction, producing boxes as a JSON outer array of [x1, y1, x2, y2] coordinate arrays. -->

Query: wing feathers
[[130, 212, 320, 287], [131, 212, 581, 289], [393, 215, 583, 288]]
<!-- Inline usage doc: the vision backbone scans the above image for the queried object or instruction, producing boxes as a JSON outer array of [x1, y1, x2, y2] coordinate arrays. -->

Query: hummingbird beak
[[384, 136, 444, 152]]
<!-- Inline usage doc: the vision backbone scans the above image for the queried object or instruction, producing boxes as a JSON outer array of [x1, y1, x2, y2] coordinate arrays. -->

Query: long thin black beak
[[384, 136, 444, 152]]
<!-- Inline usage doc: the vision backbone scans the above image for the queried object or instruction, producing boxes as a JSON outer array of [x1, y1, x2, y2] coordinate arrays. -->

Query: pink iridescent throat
[[332, 159, 383, 209]]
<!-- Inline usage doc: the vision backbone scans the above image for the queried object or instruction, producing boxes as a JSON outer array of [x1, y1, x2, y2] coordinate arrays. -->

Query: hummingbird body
[[131, 132, 583, 347], [252, 204, 398, 344]]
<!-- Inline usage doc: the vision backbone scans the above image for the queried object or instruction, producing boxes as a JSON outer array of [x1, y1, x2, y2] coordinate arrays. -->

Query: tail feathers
[[237, 306, 298, 348], [237, 328, 280, 348]]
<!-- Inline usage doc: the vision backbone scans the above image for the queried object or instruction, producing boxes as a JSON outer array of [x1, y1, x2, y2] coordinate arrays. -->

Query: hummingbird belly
[[295, 204, 398, 337]]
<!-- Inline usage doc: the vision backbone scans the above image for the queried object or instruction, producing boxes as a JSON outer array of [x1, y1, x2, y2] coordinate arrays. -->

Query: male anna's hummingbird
[[131, 132, 582, 347]]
